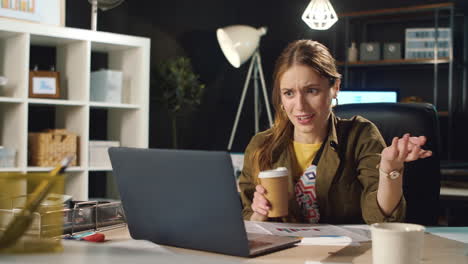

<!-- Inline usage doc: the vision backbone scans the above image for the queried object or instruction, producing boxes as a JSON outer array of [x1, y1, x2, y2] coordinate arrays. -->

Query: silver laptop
[[108, 147, 300, 257]]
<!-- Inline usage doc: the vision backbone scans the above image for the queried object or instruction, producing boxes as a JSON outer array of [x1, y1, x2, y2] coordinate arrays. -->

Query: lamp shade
[[216, 25, 267, 68], [302, 0, 338, 30]]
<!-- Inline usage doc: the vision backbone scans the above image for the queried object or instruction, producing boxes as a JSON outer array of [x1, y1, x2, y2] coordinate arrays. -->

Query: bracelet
[[379, 167, 403, 180]]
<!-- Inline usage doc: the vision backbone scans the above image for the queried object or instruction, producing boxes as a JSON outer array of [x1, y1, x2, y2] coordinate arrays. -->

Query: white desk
[[1, 226, 467, 264], [440, 186, 468, 197]]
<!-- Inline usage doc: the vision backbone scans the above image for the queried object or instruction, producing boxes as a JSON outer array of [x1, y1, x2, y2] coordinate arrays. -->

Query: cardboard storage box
[[89, 140, 120, 168], [90, 70, 123, 103]]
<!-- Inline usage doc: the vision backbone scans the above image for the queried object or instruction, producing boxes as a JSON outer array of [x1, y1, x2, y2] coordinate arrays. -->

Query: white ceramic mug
[[370, 222, 425, 264]]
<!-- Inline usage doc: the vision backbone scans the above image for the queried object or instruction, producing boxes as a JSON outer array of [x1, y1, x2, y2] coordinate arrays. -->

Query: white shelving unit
[[0, 19, 150, 200]]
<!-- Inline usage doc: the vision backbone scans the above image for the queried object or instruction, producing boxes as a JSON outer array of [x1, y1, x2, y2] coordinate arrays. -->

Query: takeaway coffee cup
[[370, 222, 425, 264], [258, 167, 289, 217]]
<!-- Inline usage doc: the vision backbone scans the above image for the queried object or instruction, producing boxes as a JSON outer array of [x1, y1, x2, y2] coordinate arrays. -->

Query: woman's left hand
[[380, 133, 432, 172]]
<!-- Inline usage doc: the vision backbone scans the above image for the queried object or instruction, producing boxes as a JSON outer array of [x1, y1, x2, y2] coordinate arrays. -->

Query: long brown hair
[[251, 40, 342, 179]]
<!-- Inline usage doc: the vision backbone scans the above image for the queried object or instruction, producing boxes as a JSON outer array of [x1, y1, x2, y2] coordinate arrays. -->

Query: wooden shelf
[[0, 168, 22, 172], [339, 3, 454, 18], [28, 98, 86, 106], [90, 102, 140, 109], [0, 97, 23, 103], [26, 166, 85, 172], [89, 166, 113, 171], [440, 186, 468, 197], [337, 58, 450, 67]]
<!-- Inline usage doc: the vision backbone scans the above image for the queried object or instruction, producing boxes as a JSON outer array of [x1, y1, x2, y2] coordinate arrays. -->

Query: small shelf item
[[360, 42, 380, 61], [28, 129, 78, 167], [0, 76, 7, 86], [90, 70, 123, 103], [0, 146, 16, 168], [89, 140, 120, 168], [348, 42, 358, 62], [383, 43, 401, 60], [405, 28, 451, 60], [29, 70, 60, 99]]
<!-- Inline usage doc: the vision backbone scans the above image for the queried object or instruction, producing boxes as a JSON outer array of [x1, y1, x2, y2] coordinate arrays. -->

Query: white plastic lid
[[258, 167, 288, 178]]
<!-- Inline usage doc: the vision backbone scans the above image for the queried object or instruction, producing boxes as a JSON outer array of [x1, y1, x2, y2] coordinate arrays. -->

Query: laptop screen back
[[108, 147, 251, 256]]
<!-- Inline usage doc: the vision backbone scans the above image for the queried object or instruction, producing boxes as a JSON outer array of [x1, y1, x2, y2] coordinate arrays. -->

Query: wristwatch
[[379, 168, 402, 180]]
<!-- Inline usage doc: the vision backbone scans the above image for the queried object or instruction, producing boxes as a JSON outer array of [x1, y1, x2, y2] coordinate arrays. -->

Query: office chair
[[334, 103, 441, 226]]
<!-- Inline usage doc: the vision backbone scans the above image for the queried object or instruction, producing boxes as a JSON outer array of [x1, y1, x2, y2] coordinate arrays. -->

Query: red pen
[[82, 233, 105, 242]]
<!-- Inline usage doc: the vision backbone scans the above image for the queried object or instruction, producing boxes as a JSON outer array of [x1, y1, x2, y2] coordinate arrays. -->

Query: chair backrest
[[334, 103, 441, 225]]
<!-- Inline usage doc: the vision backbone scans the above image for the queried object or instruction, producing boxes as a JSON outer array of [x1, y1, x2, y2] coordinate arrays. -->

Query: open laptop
[[108, 147, 300, 257]]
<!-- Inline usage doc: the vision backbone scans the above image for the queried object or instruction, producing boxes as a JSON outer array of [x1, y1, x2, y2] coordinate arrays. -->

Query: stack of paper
[[245, 221, 370, 246], [299, 236, 359, 246]]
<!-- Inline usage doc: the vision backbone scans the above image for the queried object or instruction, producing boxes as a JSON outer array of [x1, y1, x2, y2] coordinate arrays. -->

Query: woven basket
[[28, 129, 78, 167]]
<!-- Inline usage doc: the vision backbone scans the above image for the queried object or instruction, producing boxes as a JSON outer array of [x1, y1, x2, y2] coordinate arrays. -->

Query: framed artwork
[[29, 71, 60, 99], [0, 0, 65, 26]]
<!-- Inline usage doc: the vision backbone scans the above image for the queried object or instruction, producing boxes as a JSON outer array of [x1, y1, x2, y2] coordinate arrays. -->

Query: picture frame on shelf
[[29, 71, 60, 99], [0, 0, 65, 26]]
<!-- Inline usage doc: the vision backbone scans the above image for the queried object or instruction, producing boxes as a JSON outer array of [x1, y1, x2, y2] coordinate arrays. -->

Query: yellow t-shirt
[[293, 141, 322, 173]]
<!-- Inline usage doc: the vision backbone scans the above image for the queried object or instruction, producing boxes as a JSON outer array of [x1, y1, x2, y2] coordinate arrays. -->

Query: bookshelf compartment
[[0, 32, 28, 98]]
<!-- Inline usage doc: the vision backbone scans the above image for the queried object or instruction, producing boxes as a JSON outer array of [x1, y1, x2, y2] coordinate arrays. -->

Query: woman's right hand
[[250, 185, 270, 221]]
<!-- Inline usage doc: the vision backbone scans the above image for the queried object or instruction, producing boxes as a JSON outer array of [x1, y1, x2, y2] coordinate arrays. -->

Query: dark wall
[[66, 0, 467, 159]]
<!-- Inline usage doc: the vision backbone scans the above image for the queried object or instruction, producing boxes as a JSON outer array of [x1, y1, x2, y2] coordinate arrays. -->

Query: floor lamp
[[216, 25, 273, 151]]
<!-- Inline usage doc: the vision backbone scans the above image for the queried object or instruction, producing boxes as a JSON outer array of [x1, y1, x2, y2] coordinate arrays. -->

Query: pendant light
[[302, 0, 338, 30]]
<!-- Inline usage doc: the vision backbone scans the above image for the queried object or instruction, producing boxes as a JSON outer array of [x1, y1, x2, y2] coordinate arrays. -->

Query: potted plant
[[153, 57, 205, 148]]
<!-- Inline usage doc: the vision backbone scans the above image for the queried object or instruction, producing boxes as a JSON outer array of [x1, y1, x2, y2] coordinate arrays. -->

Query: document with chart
[[245, 221, 370, 246]]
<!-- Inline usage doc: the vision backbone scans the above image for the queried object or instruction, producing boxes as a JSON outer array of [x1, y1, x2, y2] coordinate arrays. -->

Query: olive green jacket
[[238, 113, 406, 224]]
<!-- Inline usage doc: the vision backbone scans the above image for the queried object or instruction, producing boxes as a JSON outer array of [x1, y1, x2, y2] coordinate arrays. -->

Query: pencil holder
[[0, 172, 65, 254]]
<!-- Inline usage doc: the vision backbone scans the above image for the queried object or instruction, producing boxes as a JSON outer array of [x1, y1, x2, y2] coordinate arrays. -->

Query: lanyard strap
[[311, 134, 328, 166]]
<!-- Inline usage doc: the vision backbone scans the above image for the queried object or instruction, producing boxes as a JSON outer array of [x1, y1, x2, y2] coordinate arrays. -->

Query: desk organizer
[[63, 200, 126, 235], [0, 199, 126, 242], [0, 172, 65, 253]]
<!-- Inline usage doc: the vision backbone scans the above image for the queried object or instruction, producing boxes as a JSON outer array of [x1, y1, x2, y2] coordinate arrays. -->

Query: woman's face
[[279, 64, 339, 143]]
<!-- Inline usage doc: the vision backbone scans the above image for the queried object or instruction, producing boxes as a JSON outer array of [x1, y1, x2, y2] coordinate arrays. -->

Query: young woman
[[238, 40, 432, 224]]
